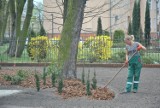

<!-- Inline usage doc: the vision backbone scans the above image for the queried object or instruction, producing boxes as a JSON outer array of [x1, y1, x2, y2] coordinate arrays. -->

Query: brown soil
[[0, 68, 115, 100]]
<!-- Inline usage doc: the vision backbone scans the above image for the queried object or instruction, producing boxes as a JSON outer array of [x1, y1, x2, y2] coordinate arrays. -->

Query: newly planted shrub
[[58, 78, 63, 94], [3, 70, 28, 85], [91, 71, 97, 89], [47, 63, 62, 76], [3, 74, 12, 81], [51, 72, 56, 87], [11, 75, 23, 85], [17, 70, 28, 79], [86, 71, 91, 95], [42, 67, 47, 85], [35, 73, 40, 92], [81, 67, 85, 84]]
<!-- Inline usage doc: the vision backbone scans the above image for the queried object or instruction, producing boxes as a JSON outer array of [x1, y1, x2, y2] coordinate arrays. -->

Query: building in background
[[43, 0, 159, 39]]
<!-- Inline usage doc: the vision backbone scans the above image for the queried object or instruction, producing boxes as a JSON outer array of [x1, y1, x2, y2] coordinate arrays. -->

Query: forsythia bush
[[27, 36, 49, 60], [83, 36, 113, 61]]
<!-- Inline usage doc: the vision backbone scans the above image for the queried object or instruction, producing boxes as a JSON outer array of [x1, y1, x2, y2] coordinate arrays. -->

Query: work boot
[[120, 90, 130, 94], [133, 89, 137, 93]]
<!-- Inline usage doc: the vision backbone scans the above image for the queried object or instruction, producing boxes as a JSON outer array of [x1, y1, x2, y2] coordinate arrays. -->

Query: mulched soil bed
[[0, 68, 115, 100]]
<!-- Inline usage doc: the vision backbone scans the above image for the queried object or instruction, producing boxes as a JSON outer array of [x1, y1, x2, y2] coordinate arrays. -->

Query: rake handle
[[104, 51, 137, 88]]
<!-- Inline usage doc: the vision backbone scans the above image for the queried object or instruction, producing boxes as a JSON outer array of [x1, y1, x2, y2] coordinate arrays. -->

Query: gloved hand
[[125, 60, 128, 64], [137, 44, 142, 51]]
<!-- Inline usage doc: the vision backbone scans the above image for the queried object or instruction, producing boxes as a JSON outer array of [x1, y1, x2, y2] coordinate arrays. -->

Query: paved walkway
[[0, 67, 160, 108]]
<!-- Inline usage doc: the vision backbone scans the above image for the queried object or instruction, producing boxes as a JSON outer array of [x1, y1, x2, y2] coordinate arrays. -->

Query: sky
[[34, 0, 43, 3]]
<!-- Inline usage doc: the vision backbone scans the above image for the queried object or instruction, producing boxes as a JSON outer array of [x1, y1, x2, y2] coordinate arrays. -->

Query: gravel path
[[0, 67, 160, 108]]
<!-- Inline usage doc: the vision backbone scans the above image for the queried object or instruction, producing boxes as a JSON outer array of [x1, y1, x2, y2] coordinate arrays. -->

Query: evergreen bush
[[51, 72, 56, 87], [35, 73, 40, 92], [58, 78, 63, 94]]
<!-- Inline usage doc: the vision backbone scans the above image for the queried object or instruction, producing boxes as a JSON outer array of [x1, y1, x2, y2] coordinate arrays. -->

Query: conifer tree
[[97, 17, 103, 36], [39, 25, 46, 36], [144, 0, 151, 47], [132, 0, 141, 41], [128, 20, 132, 35]]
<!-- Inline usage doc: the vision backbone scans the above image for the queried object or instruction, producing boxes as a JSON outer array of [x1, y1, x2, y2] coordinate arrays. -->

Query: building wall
[[150, 0, 158, 33], [43, 0, 159, 37]]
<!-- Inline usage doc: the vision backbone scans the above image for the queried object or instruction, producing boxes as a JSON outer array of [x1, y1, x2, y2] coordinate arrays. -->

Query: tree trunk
[[16, 0, 33, 57], [8, 0, 33, 57], [1, 0, 10, 45], [0, 0, 7, 45], [7, 0, 17, 57], [59, 0, 86, 78], [63, 0, 68, 24]]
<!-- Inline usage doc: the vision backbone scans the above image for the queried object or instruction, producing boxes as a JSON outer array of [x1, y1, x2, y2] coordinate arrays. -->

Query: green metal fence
[[0, 37, 160, 64]]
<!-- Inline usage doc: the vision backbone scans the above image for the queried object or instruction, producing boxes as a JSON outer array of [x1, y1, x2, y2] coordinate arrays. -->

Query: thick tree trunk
[[0, 0, 7, 46], [59, 0, 86, 78], [7, 0, 17, 57], [8, 0, 33, 57], [16, 0, 33, 57], [1, 1, 9, 45]]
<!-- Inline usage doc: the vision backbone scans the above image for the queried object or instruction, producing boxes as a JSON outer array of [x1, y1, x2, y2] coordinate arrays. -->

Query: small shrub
[[91, 71, 97, 89], [110, 51, 125, 63], [34, 73, 40, 92], [11, 75, 23, 85], [81, 68, 85, 84], [0, 65, 1, 70], [51, 72, 56, 87], [3, 70, 28, 85], [86, 71, 91, 95], [47, 63, 62, 76], [3, 75, 12, 81], [42, 67, 47, 85], [58, 78, 63, 94], [113, 29, 125, 42], [142, 57, 154, 64], [86, 79, 92, 95], [17, 70, 28, 79]]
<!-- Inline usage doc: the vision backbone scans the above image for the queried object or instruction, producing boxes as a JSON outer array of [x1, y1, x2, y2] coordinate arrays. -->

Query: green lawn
[[0, 44, 32, 63]]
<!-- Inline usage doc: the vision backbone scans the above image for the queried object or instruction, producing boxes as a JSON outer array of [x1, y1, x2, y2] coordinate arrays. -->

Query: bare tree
[[59, 0, 87, 78], [7, 0, 34, 57]]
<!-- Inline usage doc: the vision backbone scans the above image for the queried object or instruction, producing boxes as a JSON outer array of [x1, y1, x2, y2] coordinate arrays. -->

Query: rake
[[104, 51, 137, 88]]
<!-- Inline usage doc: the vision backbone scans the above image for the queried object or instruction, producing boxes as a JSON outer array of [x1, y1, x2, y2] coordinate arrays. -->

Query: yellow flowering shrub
[[83, 36, 113, 61], [27, 36, 49, 61]]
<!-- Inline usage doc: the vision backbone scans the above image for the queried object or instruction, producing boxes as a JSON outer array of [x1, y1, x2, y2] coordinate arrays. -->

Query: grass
[[0, 44, 32, 63]]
